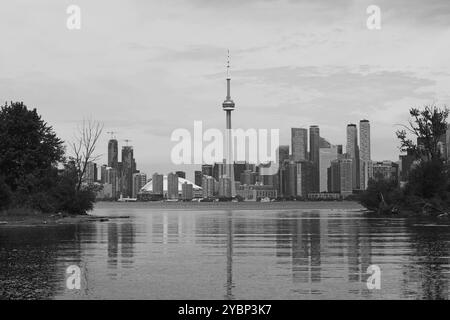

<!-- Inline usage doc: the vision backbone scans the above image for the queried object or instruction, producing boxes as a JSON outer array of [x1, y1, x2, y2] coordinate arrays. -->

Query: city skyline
[[1, 1, 449, 179]]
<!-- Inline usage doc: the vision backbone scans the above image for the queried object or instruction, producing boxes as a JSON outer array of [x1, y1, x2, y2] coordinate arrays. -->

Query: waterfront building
[[83, 161, 97, 184], [181, 182, 193, 201], [121, 145, 136, 198], [201, 164, 213, 177], [202, 175, 215, 198], [132, 172, 147, 198], [329, 158, 353, 198], [291, 128, 308, 162], [359, 120, 371, 190], [108, 138, 118, 169], [194, 170, 203, 187], [218, 177, 232, 198], [319, 145, 339, 192], [152, 173, 164, 196], [167, 172, 179, 200], [346, 124, 360, 190], [309, 125, 320, 192]]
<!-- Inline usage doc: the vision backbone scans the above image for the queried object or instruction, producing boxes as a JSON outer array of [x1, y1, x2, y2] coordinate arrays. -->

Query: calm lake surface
[[1, 201, 449, 300]]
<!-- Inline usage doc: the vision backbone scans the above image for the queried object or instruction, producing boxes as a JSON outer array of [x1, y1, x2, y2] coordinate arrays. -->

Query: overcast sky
[[1, 0, 450, 180]]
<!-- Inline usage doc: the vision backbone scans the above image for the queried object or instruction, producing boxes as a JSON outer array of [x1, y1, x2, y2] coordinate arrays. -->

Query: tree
[[0, 102, 64, 192], [396, 105, 449, 161], [70, 119, 103, 191]]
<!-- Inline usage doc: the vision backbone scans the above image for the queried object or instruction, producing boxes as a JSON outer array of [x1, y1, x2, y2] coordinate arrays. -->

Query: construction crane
[[106, 131, 117, 139]]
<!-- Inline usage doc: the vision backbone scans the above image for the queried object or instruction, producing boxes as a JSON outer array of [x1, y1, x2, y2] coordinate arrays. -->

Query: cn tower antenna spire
[[227, 49, 231, 80]]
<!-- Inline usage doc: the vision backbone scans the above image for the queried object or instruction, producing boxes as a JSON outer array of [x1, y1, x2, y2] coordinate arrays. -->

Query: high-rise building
[[346, 124, 360, 190], [175, 171, 186, 179], [121, 146, 135, 198], [194, 170, 203, 187], [181, 182, 193, 201], [359, 120, 371, 190], [295, 161, 313, 198], [277, 145, 290, 167], [105, 167, 118, 199], [201, 164, 213, 177], [167, 172, 179, 199], [282, 161, 297, 198], [233, 161, 247, 182], [330, 158, 353, 198], [291, 128, 308, 162], [152, 173, 164, 196], [309, 125, 320, 192], [100, 164, 107, 183], [132, 172, 147, 198], [202, 175, 215, 198], [240, 169, 255, 186], [319, 145, 339, 192], [218, 177, 232, 198], [83, 161, 97, 184], [212, 162, 225, 181], [108, 139, 118, 169]]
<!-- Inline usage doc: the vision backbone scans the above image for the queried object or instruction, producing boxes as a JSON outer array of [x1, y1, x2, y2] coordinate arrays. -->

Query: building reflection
[[401, 224, 449, 299], [107, 222, 135, 271], [225, 210, 234, 300], [107, 223, 119, 270]]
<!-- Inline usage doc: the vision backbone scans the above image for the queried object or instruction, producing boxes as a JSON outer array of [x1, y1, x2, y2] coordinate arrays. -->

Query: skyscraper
[[277, 145, 290, 168], [346, 124, 360, 190], [83, 161, 97, 184], [319, 145, 338, 192], [132, 172, 147, 198], [194, 170, 203, 187], [201, 164, 213, 177], [152, 173, 164, 196], [291, 128, 308, 161], [108, 138, 118, 169], [359, 120, 371, 190], [222, 51, 236, 197], [167, 172, 179, 200], [202, 175, 215, 198], [330, 158, 353, 198], [309, 125, 320, 192], [121, 146, 135, 198], [181, 182, 193, 201]]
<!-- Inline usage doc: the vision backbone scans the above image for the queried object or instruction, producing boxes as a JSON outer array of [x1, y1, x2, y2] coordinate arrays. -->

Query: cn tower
[[222, 51, 236, 197]]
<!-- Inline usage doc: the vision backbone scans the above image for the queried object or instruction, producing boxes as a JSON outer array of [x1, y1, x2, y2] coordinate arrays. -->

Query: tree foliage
[[0, 102, 65, 191], [361, 104, 450, 214], [0, 102, 99, 215], [396, 105, 449, 161]]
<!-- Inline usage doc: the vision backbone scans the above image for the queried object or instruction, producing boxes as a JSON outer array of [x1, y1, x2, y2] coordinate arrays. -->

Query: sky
[[1, 0, 450, 181]]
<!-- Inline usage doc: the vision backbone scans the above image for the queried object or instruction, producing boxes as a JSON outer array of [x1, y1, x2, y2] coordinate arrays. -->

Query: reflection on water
[[0, 203, 449, 300]]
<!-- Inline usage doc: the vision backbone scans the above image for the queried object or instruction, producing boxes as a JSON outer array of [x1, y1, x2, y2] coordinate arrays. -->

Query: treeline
[[359, 105, 450, 215], [0, 102, 98, 215]]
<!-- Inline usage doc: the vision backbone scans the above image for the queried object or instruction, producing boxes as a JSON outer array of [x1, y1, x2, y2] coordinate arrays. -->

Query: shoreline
[[0, 213, 119, 227], [3, 201, 446, 227]]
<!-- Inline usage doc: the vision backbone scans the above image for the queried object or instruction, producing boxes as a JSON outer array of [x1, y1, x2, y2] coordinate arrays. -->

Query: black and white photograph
[[1, 0, 450, 309]]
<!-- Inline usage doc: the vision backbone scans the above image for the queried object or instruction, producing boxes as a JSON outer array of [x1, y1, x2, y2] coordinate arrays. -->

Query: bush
[[359, 178, 401, 210]]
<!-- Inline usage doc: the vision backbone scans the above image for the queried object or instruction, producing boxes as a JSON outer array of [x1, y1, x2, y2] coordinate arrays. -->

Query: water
[[1, 202, 449, 300]]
